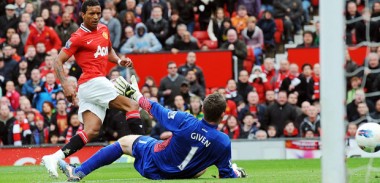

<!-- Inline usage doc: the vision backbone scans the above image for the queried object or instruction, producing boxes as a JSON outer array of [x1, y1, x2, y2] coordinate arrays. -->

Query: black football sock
[[61, 131, 89, 158]]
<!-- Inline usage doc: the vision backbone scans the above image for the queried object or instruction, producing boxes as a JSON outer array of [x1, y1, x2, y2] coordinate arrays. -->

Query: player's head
[[81, 0, 101, 30], [202, 93, 226, 124]]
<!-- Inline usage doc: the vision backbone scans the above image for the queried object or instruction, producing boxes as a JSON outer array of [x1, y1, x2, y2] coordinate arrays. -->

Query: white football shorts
[[77, 77, 118, 123]]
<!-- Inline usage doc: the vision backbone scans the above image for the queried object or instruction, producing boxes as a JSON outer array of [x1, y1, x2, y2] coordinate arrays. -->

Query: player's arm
[[215, 143, 238, 178], [108, 42, 132, 67], [54, 51, 75, 103]]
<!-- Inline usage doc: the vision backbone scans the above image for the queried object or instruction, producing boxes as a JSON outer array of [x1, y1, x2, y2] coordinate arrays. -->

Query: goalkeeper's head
[[203, 93, 226, 124]]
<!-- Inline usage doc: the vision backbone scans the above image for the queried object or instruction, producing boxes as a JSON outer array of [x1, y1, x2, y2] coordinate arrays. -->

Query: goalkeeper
[[59, 76, 246, 181]]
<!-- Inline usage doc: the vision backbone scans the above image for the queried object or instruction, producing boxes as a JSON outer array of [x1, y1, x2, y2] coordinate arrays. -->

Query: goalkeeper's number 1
[[177, 146, 199, 171]]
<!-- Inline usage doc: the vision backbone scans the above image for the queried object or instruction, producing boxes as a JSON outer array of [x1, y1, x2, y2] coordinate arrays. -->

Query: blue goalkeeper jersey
[[148, 100, 237, 178]]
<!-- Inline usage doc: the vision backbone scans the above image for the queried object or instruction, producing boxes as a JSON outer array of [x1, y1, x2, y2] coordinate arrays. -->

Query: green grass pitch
[[0, 159, 379, 183]]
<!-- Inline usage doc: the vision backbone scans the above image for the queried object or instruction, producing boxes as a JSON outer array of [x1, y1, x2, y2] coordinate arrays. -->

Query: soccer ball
[[355, 123, 380, 153]]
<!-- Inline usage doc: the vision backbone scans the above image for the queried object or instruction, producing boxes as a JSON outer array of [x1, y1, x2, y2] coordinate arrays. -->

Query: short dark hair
[[203, 93, 226, 123], [81, 0, 101, 14], [167, 61, 176, 68], [303, 30, 314, 37], [302, 63, 312, 71]]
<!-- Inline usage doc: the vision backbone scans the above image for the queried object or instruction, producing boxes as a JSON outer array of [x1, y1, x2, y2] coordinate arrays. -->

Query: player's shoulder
[[98, 23, 109, 31]]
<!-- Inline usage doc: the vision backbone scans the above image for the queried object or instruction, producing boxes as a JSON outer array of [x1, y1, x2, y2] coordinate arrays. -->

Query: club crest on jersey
[[168, 111, 177, 119], [102, 32, 108, 39], [65, 40, 72, 49]]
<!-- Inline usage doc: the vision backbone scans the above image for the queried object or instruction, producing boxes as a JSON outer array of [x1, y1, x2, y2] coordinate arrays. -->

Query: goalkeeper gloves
[[232, 163, 247, 178], [113, 75, 142, 101]]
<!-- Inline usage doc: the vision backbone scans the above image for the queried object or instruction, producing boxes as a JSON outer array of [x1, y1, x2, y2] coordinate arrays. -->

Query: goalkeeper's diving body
[[58, 76, 246, 181]]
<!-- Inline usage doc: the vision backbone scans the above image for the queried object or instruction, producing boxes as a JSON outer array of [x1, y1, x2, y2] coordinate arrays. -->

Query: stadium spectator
[[263, 91, 297, 135], [120, 23, 162, 54], [355, 9, 380, 44], [222, 115, 241, 139], [35, 42, 47, 62], [39, 55, 55, 79], [167, 10, 183, 37], [40, 0, 62, 14], [352, 102, 376, 126], [30, 116, 50, 145], [347, 76, 361, 104], [145, 5, 169, 45], [61, 113, 83, 143], [14, 0, 26, 17], [119, 26, 135, 51], [313, 21, 320, 46], [345, 1, 361, 45], [50, 4, 62, 25], [0, 27, 16, 49], [18, 21, 30, 45], [242, 16, 264, 65], [173, 95, 188, 111], [225, 79, 244, 105], [180, 80, 196, 104], [117, 0, 138, 24], [172, 31, 199, 53], [150, 121, 169, 140], [24, 45, 43, 73], [103, 109, 129, 141], [217, 88, 238, 118], [299, 64, 314, 103], [346, 122, 358, 138], [165, 24, 198, 50], [41, 101, 56, 127], [100, 8, 122, 49], [38, 73, 62, 109], [295, 101, 311, 127], [255, 129, 268, 140], [2, 46, 18, 81], [237, 0, 261, 17], [312, 63, 320, 101], [55, 12, 79, 47], [0, 104, 15, 145], [345, 51, 359, 88], [124, 11, 138, 30], [363, 53, 380, 98], [238, 91, 266, 123], [41, 8, 57, 27], [158, 62, 186, 107], [282, 121, 299, 137], [371, 99, 380, 119], [220, 28, 247, 73], [185, 95, 204, 120], [249, 66, 269, 103], [237, 70, 254, 103], [15, 74, 27, 94], [231, 5, 249, 34], [173, 0, 195, 33], [288, 92, 302, 116], [267, 125, 278, 138], [185, 70, 205, 99], [239, 113, 259, 139], [280, 63, 308, 105], [299, 105, 320, 137], [177, 52, 205, 87], [141, 0, 169, 23], [5, 81, 20, 110], [25, 16, 62, 52], [194, 0, 216, 30], [51, 99, 68, 138], [207, 7, 228, 47], [264, 90, 276, 106], [24, 3, 37, 20], [273, 0, 303, 43], [21, 69, 43, 103], [10, 110, 31, 146], [257, 10, 276, 49], [297, 31, 316, 48], [301, 0, 311, 24], [9, 33, 24, 56], [0, 4, 19, 38]]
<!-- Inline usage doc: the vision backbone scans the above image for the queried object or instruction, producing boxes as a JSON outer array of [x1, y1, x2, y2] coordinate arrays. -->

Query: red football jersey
[[62, 23, 112, 85]]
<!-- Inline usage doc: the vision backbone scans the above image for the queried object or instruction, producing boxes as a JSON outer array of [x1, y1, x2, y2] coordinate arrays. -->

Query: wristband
[[117, 59, 122, 66]]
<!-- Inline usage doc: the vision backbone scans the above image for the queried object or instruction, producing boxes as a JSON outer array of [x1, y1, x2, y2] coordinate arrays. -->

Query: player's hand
[[160, 131, 173, 140], [63, 83, 77, 104], [119, 57, 133, 68], [232, 163, 247, 178]]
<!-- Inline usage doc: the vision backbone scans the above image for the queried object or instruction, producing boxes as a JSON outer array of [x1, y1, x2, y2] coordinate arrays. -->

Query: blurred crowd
[[0, 0, 378, 146]]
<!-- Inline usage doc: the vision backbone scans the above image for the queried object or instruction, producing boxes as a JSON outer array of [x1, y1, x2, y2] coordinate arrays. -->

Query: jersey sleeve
[[61, 35, 80, 57], [215, 142, 237, 178], [149, 100, 190, 132]]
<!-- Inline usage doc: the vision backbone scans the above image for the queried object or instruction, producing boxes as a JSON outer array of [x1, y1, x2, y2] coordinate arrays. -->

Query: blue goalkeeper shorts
[[132, 136, 164, 180]]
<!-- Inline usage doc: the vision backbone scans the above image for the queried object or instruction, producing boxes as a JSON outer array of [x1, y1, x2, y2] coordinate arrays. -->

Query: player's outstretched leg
[[59, 141, 124, 181]]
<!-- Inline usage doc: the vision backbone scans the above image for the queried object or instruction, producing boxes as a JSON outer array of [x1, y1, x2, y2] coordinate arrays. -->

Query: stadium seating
[[193, 31, 210, 43], [202, 40, 218, 49]]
